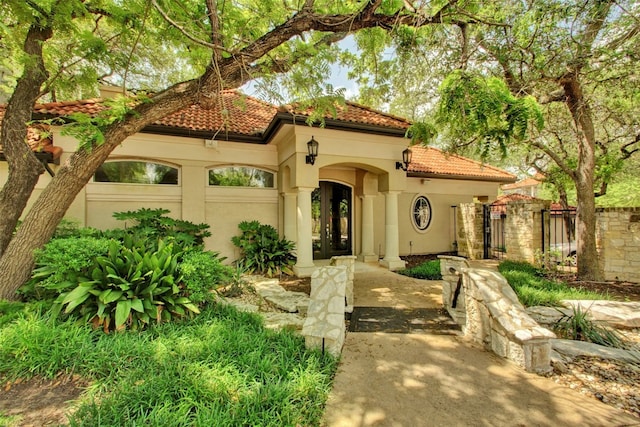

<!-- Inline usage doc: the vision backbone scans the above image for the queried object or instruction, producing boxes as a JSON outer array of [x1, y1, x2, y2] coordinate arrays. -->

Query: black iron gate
[[541, 208, 577, 266], [483, 204, 507, 260]]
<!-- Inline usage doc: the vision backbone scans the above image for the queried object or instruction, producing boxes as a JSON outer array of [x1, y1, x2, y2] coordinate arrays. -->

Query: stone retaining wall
[[439, 257, 555, 373], [596, 207, 640, 283], [438, 255, 469, 325]]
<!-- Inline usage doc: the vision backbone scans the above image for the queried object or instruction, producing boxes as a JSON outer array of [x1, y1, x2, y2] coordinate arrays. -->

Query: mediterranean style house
[[0, 87, 516, 276]]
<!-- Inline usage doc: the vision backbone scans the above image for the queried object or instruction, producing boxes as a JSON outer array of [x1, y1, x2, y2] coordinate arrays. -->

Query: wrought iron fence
[[542, 208, 577, 266]]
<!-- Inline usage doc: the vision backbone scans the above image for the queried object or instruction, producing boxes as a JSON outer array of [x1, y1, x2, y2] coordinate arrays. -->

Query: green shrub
[[231, 220, 296, 277], [179, 250, 233, 304], [498, 260, 607, 307], [113, 208, 211, 248], [51, 218, 102, 239], [50, 236, 199, 331], [20, 236, 113, 300], [400, 259, 442, 280]]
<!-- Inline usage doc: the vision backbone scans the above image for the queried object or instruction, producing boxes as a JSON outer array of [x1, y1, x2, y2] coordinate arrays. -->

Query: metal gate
[[483, 204, 507, 260], [542, 208, 577, 266]]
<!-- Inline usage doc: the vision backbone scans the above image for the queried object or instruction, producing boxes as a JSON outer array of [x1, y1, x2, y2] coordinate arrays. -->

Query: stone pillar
[[282, 192, 297, 243], [359, 195, 377, 262], [330, 255, 357, 313], [380, 190, 405, 270], [504, 200, 550, 264], [294, 187, 316, 277], [457, 203, 484, 260], [302, 266, 347, 357], [597, 207, 640, 283]]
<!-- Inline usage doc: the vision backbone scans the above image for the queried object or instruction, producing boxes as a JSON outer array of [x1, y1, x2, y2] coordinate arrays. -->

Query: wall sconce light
[[306, 136, 319, 165], [395, 147, 412, 171]]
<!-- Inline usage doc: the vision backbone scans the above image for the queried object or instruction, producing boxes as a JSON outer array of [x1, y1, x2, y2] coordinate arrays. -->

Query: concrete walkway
[[322, 262, 640, 427]]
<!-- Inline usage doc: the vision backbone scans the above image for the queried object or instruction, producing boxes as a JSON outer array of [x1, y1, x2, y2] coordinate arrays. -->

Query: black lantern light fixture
[[306, 136, 319, 165], [395, 147, 412, 171]]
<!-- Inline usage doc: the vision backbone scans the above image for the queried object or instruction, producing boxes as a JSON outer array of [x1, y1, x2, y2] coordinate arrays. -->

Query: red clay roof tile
[[409, 145, 516, 182], [1, 91, 514, 181], [280, 100, 411, 131]]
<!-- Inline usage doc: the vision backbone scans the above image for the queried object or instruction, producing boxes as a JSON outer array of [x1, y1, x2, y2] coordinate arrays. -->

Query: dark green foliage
[[399, 260, 442, 280], [498, 260, 606, 307], [179, 250, 233, 304], [22, 209, 226, 331], [231, 221, 296, 277], [51, 218, 102, 239], [554, 306, 635, 350], [49, 236, 199, 332], [20, 236, 113, 300], [0, 305, 337, 426], [113, 208, 211, 247]]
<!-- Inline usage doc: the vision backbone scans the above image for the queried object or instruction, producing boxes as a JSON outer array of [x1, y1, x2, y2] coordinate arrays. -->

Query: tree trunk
[[0, 25, 52, 257], [562, 75, 602, 281], [0, 82, 204, 300]]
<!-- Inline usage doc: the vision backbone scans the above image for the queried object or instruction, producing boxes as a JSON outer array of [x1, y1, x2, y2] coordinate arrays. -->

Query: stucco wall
[[3, 124, 505, 263], [398, 179, 501, 257]]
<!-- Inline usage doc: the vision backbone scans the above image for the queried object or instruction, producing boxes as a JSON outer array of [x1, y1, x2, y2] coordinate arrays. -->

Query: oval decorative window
[[412, 195, 432, 232]]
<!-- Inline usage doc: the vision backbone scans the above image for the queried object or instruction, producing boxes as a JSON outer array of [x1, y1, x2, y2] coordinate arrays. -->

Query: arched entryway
[[312, 181, 352, 259]]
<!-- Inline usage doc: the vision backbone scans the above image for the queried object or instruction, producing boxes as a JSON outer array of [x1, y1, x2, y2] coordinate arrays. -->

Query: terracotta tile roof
[[0, 108, 62, 161], [492, 193, 540, 205], [492, 194, 576, 211], [33, 91, 277, 136], [279, 100, 411, 131], [501, 176, 542, 190], [408, 145, 516, 182]]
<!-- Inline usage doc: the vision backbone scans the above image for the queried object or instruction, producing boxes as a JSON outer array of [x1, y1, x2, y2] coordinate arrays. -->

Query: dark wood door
[[312, 182, 352, 259]]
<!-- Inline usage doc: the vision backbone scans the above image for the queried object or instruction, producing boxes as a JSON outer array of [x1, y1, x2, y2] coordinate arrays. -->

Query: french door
[[312, 181, 352, 259]]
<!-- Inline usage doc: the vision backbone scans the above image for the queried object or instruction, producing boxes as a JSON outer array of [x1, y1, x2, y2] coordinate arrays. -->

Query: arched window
[[208, 166, 274, 188], [94, 160, 179, 185]]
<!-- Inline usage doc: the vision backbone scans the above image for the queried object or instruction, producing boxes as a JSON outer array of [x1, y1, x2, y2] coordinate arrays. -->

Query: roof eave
[[139, 125, 265, 144], [263, 112, 409, 143], [407, 171, 517, 183]]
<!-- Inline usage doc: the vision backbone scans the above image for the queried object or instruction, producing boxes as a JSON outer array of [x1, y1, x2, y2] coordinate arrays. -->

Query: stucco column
[[181, 164, 205, 224], [294, 186, 316, 277], [359, 195, 377, 262], [282, 192, 297, 243], [380, 190, 406, 270]]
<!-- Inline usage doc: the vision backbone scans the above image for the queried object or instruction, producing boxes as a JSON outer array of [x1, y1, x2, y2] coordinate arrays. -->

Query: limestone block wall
[[457, 203, 484, 260], [438, 255, 469, 325], [302, 266, 347, 356], [460, 268, 555, 373], [596, 207, 640, 283], [504, 200, 550, 264]]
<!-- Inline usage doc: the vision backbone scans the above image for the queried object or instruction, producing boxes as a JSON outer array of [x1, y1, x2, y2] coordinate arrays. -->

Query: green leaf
[[62, 284, 92, 313], [130, 298, 144, 313], [115, 300, 132, 328]]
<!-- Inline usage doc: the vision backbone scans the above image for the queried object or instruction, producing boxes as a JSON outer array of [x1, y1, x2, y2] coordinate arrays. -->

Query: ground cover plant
[[498, 260, 607, 307], [0, 303, 337, 426], [399, 259, 442, 280]]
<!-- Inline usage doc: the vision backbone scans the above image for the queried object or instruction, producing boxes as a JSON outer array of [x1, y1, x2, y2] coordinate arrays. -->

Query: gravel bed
[[549, 329, 640, 419]]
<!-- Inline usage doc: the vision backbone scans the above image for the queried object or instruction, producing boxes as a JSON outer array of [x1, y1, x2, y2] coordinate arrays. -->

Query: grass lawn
[[498, 260, 608, 307], [0, 302, 337, 426], [399, 259, 443, 280]]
